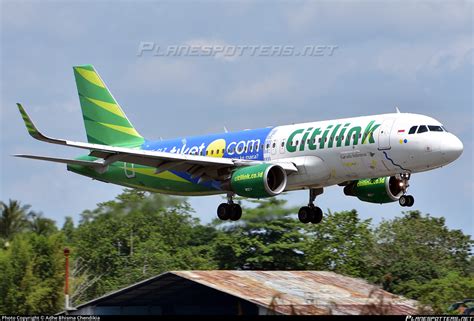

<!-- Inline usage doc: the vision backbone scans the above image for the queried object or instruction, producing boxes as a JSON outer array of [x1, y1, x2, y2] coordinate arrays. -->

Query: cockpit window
[[417, 125, 428, 134], [408, 126, 418, 134], [428, 125, 443, 132]]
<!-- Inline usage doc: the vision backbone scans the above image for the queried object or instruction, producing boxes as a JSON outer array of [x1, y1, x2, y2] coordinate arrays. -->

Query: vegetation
[[0, 191, 472, 314]]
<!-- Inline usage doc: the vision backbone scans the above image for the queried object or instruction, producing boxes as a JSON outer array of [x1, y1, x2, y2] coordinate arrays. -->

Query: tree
[[62, 216, 75, 244], [305, 209, 374, 277], [213, 198, 309, 270], [368, 211, 472, 293], [0, 200, 31, 241], [401, 272, 474, 314], [0, 232, 64, 314], [73, 189, 217, 300], [28, 212, 57, 236]]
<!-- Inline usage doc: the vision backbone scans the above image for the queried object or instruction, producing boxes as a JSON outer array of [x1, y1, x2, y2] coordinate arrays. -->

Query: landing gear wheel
[[217, 203, 230, 220], [229, 204, 242, 221], [399, 195, 408, 207], [399, 195, 415, 207], [298, 206, 312, 224], [311, 206, 323, 224]]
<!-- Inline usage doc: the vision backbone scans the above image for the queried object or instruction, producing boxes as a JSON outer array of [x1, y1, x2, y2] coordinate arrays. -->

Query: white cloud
[[374, 36, 473, 80], [428, 36, 474, 72], [184, 38, 238, 62], [122, 59, 210, 95], [286, 1, 472, 36], [225, 73, 294, 105]]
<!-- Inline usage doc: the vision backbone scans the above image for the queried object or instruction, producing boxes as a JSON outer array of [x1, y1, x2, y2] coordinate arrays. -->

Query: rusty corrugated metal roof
[[172, 271, 420, 315]]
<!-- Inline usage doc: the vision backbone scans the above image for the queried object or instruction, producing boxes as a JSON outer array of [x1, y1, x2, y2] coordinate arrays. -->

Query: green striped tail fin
[[73, 65, 144, 147]]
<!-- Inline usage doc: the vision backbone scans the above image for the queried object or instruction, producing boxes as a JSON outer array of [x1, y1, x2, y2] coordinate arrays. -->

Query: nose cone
[[441, 134, 463, 163]]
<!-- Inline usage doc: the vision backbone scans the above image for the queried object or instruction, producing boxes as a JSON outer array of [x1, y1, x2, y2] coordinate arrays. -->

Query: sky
[[1, 1, 472, 235]]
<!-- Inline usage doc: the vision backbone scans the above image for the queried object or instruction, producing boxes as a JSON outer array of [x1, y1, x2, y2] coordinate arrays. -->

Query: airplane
[[15, 65, 464, 224]]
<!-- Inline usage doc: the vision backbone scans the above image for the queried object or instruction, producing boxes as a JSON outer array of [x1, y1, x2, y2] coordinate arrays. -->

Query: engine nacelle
[[343, 176, 404, 204], [230, 164, 287, 198]]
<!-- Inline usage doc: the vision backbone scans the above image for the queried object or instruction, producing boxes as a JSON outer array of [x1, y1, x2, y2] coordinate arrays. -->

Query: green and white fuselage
[[15, 65, 463, 223]]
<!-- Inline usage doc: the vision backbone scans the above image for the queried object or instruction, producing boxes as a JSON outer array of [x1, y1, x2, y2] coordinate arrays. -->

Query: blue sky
[[1, 1, 472, 234]]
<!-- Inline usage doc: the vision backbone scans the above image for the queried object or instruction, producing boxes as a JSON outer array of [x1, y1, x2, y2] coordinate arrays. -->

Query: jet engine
[[343, 176, 405, 204], [229, 164, 287, 198]]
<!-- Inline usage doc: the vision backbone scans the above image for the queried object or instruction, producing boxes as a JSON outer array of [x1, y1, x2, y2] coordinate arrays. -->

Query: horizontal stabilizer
[[14, 154, 105, 168]]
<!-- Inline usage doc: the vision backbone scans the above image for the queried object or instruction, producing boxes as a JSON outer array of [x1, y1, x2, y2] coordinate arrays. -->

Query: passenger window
[[281, 142, 284, 147], [428, 125, 443, 132], [408, 126, 417, 134], [272, 142, 276, 148], [417, 125, 428, 134], [266, 144, 270, 149]]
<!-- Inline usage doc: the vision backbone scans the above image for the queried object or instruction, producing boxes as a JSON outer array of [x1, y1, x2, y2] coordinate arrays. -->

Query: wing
[[15, 103, 297, 181]]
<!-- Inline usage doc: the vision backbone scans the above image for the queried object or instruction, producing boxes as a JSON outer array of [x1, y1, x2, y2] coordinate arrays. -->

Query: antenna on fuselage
[[395, 106, 401, 113], [224, 126, 228, 133]]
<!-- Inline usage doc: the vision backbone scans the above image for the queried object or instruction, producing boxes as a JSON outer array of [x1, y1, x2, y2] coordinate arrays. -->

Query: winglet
[[17, 103, 42, 139], [16, 103, 64, 145]]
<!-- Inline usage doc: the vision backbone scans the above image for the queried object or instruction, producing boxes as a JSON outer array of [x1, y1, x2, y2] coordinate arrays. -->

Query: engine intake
[[343, 176, 404, 204], [230, 164, 287, 198]]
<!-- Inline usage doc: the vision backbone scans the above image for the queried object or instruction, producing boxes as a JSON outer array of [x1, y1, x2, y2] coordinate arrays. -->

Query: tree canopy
[[0, 190, 472, 314]]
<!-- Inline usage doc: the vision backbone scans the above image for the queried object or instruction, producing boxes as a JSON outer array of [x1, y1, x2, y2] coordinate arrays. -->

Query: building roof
[[70, 270, 420, 315]]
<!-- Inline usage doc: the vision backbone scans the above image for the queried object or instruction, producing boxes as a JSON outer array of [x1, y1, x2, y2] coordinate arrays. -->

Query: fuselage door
[[378, 118, 395, 150]]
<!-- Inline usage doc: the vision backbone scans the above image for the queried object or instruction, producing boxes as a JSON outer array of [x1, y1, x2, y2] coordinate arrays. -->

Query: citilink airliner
[[16, 65, 463, 224]]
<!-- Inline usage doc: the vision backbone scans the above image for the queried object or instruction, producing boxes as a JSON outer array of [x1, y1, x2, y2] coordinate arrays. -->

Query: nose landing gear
[[298, 188, 324, 224], [398, 173, 415, 207], [217, 193, 242, 221]]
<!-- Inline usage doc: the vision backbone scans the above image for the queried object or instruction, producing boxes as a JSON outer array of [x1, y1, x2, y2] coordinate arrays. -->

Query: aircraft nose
[[441, 134, 463, 163]]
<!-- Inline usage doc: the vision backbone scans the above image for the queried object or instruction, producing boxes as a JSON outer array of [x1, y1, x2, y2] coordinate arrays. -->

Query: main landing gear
[[217, 193, 242, 221], [398, 173, 415, 207], [298, 188, 324, 224]]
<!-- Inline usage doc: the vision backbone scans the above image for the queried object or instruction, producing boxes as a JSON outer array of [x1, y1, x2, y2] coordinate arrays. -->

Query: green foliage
[[368, 211, 472, 293], [305, 209, 374, 277], [73, 190, 217, 300], [0, 200, 32, 242], [401, 272, 474, 314], [213, 198, 308, 270], [0, 192, 472, 315], [61, 216, 75, 244], [0, 232, 64, 314]]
